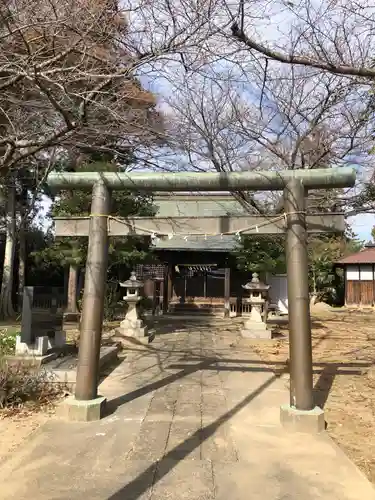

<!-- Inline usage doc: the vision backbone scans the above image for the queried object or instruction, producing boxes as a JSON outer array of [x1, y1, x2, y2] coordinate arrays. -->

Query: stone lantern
[[122, 271, 143, 299], [118, 271, 148, 339], [241, 273, 272, 339]]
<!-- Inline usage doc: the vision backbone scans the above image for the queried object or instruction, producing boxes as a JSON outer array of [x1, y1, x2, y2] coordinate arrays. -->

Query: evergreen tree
[[234, 235, 285, 276], [308, 233, 362, 304], [235, 229, 362, 305], [35, 154, 156, 313]]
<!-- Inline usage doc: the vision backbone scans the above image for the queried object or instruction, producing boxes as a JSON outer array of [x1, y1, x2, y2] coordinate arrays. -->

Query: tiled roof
[[337, 247, 375, 264]]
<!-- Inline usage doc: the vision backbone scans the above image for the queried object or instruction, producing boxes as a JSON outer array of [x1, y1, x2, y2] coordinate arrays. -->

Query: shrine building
[[135, 192, 288, 317]]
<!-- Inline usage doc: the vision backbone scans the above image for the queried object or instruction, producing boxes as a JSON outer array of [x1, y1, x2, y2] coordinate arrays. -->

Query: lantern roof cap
[[242, 272, 270, 291], [120, 271, 143, 288]]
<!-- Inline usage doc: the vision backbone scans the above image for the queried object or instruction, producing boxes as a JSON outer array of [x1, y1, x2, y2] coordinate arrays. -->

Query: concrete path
[[0, 319, 374, 500]]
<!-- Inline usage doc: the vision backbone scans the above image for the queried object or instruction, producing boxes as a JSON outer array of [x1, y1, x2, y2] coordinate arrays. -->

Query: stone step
[[167, 306, 224, 318], [169, 303, 223, 311]]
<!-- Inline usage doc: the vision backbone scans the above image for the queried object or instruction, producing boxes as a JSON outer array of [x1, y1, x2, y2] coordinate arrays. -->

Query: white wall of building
[[267, 274, 288, 314], [345, 265, 374, 281]]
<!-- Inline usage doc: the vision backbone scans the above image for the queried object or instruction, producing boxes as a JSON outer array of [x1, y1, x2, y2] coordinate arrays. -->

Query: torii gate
[[47, 168, 355, 428]]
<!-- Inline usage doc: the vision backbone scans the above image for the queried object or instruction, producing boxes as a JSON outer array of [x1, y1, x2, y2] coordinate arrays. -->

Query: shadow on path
[[104, 353, 369, 417], [101, 337, 371, 498], [104, 357, 218, 417], [313, 363, 339, 409], [107, 374, 279, 500]]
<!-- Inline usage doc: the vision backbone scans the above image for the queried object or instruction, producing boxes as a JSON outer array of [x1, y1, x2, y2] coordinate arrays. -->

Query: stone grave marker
[[16, 286, 66, 357]]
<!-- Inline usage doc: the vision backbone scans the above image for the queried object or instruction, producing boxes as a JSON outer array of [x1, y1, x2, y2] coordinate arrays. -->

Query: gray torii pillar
[[280, 179, 324, 433], [62, 180, 111, 421]]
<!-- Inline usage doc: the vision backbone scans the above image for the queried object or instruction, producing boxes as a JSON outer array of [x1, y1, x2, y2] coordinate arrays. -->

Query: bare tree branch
[[0, 0, 219, 173], [230, 1, 375, 79], [163, 49, 372, 213]]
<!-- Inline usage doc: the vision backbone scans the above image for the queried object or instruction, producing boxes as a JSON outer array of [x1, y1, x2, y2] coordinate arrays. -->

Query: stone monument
[[241, 273, 272, 339], [15, 286, 66, 357], [118, 272, 149, 339]]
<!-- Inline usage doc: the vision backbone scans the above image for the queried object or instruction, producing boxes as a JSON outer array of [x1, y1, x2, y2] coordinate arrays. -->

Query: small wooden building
[[337, 244, 375, 307]]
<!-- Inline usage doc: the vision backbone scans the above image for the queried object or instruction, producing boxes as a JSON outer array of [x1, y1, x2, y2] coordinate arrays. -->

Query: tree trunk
[[77, 268, 84, 304], [18, 226, 26, 311], [312, 268, 317, 295], [310, 268, 318, 306], [67, 263, 78, 313], [18, 186, 28, 311], [0, 186, 16, 319]]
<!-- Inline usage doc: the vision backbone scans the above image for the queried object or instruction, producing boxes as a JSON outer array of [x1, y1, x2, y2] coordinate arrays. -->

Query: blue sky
[[349, 213, 375, 242]]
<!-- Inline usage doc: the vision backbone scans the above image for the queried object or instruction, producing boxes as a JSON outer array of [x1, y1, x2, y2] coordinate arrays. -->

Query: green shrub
[[0, 361, 61, 410], [0, 328, 18, 356], [78, 283, 122, 321], [103, 283, 122, 321]]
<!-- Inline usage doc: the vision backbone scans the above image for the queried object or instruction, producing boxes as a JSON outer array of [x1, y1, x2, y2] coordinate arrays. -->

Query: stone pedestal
[[15, 330, 66, 356], [241, 320, 272, 339], [280, 404, 326, 433], [15, 335, 49, 356], [59, 395, 106, 422], [241, 298, 272, 339], [118, 315, 148, 338]]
